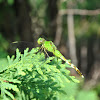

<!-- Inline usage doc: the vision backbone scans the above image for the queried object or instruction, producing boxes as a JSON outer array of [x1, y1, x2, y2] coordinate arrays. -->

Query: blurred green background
[[0, 0, 100, 99]]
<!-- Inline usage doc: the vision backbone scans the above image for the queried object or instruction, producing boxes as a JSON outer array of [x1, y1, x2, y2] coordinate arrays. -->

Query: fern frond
[[0, 47, 80, 100]]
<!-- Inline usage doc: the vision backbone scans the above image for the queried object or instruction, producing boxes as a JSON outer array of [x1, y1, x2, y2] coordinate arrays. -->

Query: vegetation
[[0, 47, 99, 99], [0, 47, 78, 99]]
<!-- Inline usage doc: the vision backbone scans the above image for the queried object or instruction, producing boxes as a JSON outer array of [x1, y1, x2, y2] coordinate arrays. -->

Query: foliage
[[0, 47, 99, 100], [0, 47, 80, 100]]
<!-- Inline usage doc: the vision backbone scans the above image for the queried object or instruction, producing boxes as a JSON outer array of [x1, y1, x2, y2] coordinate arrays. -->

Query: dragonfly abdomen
[[60, 56, 84, 78], [66, 60, 84, 78]]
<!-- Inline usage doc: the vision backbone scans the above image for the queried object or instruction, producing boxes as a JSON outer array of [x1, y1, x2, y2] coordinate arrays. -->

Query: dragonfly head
[[37, 38, 46, 45]]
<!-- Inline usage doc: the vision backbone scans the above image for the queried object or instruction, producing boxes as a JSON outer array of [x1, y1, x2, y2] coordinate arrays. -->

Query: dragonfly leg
[[40, 45, 49, 57], [40, 46, 44, 53], [43, 48, 50, 58]]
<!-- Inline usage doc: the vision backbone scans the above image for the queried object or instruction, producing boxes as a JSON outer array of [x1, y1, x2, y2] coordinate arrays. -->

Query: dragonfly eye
[[37, 38, 45, 45]]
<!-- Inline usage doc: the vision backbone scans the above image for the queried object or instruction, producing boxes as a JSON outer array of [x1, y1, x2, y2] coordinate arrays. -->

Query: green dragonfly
[[37, 38, 84, 78]]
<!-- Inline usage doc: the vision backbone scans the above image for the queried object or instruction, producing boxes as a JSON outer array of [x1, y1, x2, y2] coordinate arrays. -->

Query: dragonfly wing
[[10, 41, 34, 53]]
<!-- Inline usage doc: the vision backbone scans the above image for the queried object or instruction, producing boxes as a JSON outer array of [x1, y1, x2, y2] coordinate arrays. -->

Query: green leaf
[[24, 48, 29, 57], [4, 89, 15, 99]]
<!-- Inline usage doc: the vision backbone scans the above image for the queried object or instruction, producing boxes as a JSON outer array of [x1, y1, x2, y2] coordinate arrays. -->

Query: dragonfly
[[11, 38, 84, 78], [37, 38, 84, 78]]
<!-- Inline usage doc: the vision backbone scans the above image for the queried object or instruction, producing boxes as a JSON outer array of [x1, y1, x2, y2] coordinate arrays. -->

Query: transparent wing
[[10, 41, 34, 53]]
